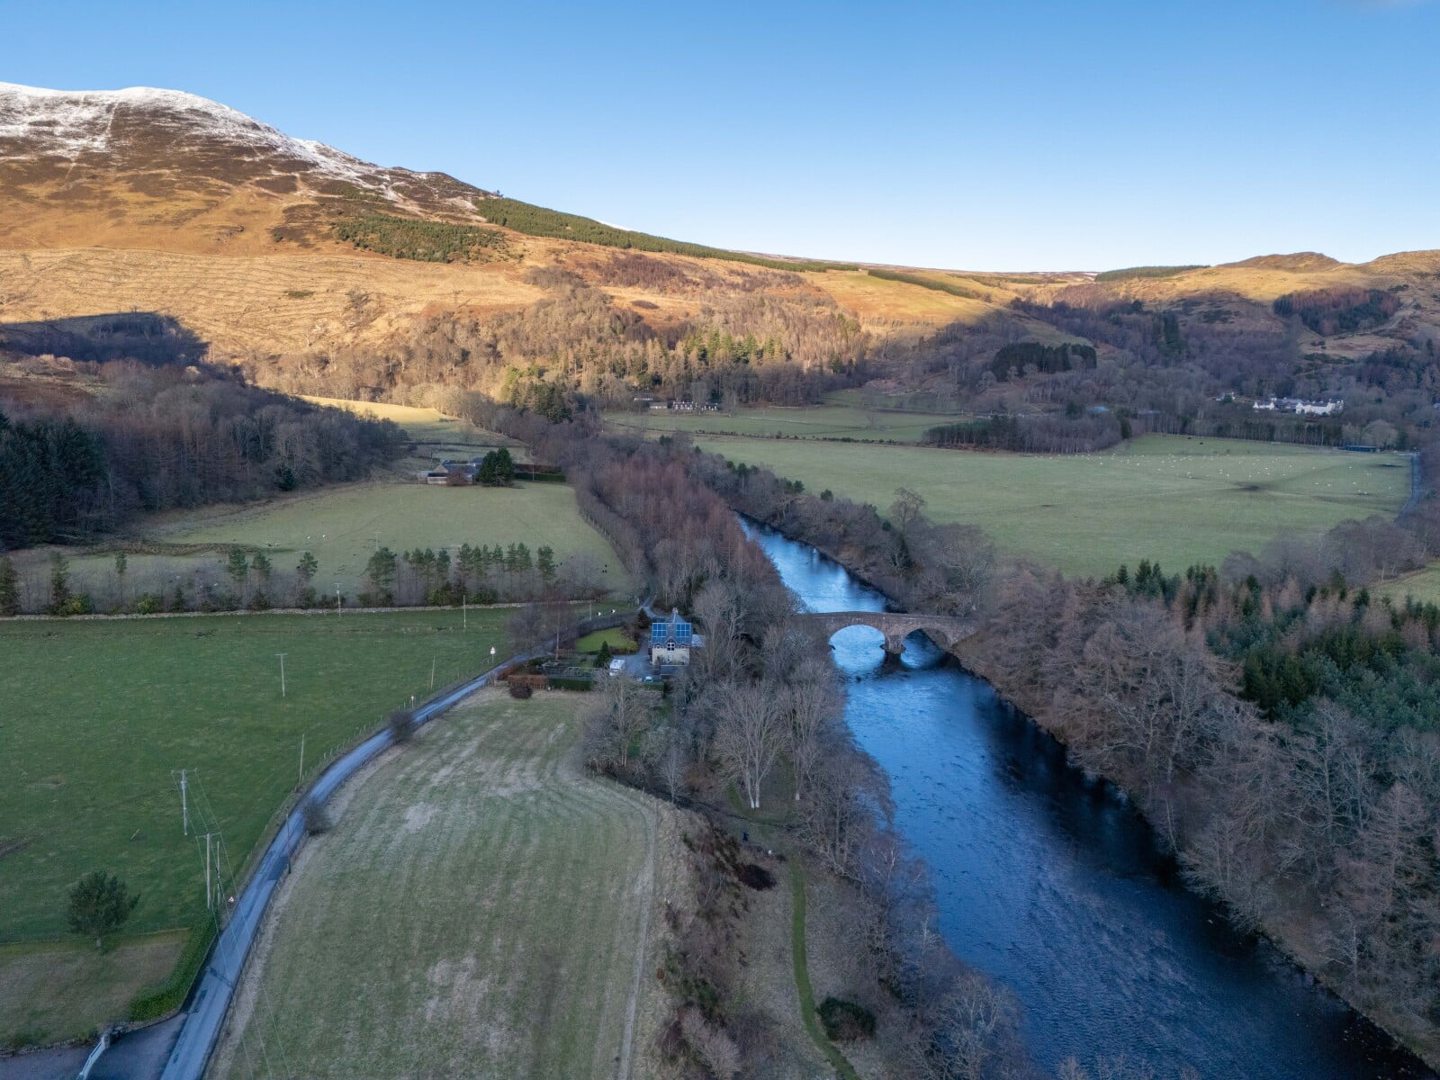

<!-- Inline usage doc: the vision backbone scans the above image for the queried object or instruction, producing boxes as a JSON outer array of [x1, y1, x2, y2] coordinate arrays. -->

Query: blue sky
[[5, 0, 1437, 270]]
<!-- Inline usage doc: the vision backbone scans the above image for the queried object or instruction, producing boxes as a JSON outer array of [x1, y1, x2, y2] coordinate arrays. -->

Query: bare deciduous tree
[[785, 659, 841, 803], [584, 675, 651, 770], [713, 680, 784, 810]]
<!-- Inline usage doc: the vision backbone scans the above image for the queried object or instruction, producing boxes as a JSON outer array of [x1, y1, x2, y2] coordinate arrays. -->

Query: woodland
[[228, 259, 1438, 456], [0, 358, 403, 550]]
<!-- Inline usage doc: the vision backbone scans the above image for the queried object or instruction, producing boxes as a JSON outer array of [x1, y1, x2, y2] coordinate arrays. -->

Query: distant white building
[[1253, 397, 1343, 417]]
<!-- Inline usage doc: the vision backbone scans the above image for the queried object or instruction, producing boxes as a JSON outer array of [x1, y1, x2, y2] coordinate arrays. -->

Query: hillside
[[0, 83, 1058, 389], [2, 82, 1439, 433]]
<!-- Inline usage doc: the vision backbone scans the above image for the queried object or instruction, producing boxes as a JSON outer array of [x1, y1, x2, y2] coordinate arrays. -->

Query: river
[[745, 521, 1434, 1080]]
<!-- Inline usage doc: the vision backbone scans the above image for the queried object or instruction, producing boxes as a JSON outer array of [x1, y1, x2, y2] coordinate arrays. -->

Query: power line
[[171, 769, 189, 836]]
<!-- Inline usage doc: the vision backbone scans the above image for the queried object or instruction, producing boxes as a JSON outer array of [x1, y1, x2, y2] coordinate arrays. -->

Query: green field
[[696, 434, 1410, 578], [300, 396, 524, 460], [211, 690, 665, 1079], [0, 933, 185, 1050], [575, 626, 637, 653], [1379, 564, 1440, 607], [606, 402, 964, 443], [12, 481, 630, 608], [0, 610, 514, 942]]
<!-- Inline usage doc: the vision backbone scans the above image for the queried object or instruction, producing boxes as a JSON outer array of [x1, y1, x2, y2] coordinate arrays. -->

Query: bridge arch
[[800, 610, 976, 656]]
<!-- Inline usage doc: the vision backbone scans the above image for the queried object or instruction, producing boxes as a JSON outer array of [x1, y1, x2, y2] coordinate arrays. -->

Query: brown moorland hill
[[2, 82, 1438, 413]]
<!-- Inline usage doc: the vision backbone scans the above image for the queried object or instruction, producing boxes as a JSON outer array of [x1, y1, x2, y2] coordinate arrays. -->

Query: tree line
[[1274, 287, 1402, 337], [472, 196, 855, 273], [359, 540, 582, 607]]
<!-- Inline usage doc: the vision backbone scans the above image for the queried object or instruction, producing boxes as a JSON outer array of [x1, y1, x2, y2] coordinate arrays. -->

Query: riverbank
[[743, 521, 1440, 1077], [949, 633, 1440, 1074]]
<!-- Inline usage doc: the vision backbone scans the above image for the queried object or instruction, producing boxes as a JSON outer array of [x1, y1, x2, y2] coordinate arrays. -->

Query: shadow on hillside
[[0, 313, 208, 366]]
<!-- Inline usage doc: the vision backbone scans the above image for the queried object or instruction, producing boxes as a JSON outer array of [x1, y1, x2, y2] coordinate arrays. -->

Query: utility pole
[[335, 583, 342, 616], [276, 652, 287, 697], [462, 593, 467, 632], [430, 657, 436, 690], [176, 769, 190, 836], [203, 832, 214, 909], [298, 732, 305, 787]]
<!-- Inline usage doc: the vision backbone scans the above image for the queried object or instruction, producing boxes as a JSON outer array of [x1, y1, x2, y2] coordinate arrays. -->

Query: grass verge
[[791, 864, 861, 1080]]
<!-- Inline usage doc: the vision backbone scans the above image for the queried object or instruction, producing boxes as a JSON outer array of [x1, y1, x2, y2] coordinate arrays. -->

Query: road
[[157, 672, 492, 1080], [58, 610, 633, 1080]]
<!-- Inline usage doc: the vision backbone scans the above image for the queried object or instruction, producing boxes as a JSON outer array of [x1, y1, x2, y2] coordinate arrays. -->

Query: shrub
[[301, 798, 332, 835], [129, 919, 216, 1021], [58, 595, 94, 616], [736, 863, 777, 890], [508, 681, 533, 700], [548, 675, 594, 691], [387, 708, 416, 744], [817, 997, 876, 1042]]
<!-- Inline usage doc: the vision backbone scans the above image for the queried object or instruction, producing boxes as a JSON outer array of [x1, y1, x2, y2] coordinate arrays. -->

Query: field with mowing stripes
[[211, 690, 676, 1079], [696, 434, 1410, 578]]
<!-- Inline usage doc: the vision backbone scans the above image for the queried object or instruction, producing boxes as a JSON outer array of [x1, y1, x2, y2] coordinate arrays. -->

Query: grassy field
[[0, 608, 528, 1044], [607, 402, 964, 443], [10, 481, 631, 608], [576, 627, 637, 654], [299, 396, 471, 443], [210, 690, 669, 1079], [0, 933, 185, 1050], [299, 396, 525, 461], [696, 434, 1410, 578], [0, 610, 514, 943], [1378, 564, 1440, 607]]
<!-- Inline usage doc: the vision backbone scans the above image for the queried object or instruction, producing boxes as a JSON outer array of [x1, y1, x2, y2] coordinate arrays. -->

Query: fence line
[[79, 609, 637, 1080]]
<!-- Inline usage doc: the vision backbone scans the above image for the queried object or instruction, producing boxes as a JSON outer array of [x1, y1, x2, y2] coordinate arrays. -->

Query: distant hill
[[2, 82, 1438, 433]]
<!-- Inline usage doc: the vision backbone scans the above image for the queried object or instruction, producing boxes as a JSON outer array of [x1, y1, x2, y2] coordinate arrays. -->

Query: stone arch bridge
[[800, 610, 978, 656]]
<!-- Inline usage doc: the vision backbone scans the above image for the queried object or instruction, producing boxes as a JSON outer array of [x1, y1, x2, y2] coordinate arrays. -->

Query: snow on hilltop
[[0, 81, 380, 182]]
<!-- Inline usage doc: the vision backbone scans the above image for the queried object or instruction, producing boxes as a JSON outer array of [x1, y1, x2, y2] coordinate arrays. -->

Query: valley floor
[[690, 432, 1410, 578]]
